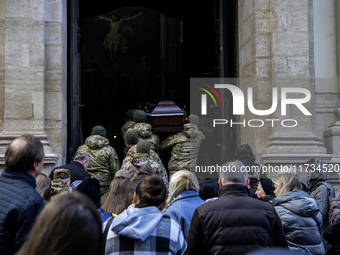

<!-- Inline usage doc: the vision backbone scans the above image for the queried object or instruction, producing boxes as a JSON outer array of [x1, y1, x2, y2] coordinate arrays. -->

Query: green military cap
[[133, 110, 147, 123], [51, 179, 68, 196], [53, 168, 71, 180], [91, 125, 106, 138], [124, 129, 139, 145], [137, 140, 151, 154]]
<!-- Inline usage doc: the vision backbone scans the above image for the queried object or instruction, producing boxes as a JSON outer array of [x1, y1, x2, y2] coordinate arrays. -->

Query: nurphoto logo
[[190, 78, 314, 177], [197, 81, 311, 128]]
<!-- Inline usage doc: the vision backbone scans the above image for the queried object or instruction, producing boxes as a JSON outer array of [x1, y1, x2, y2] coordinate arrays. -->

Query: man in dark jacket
[[49, 153, 91, 183], [0, 134, 45, 254], [185, 160, 288, 255]]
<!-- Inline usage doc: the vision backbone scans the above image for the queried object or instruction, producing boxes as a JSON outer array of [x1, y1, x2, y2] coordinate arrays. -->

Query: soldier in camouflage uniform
[[123, 128, 165, 170], [76, 125, 120, 196], [120, 140, 168, 188], [160, 114, 205, 178], [121, 109, 136, 157], [51, 168, 71, 197], [121, 109, 136, 138], [133, 109, 160, 153]]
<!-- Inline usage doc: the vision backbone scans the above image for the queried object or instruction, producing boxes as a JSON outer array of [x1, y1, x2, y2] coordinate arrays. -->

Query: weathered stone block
[[272, 31, 309, 55], [29, 42, 45, 66], [255, 57, 271, 78], [45, 44, 62, 69], [0, 0, 5, 19], [239, 13, 255, 47], [272, 56, 287, 77], [287, 56, 309, 77], [30, 0, 44, 19], [33, 90, 44, 119], [4, 90, 33, 118], [3, 119, 44, 131], [255, 16, 272, 33], [239, 40, 255, 68], [5, 0, 27, 18], [45, 0, 62, 22], [45, 22, 62, 45], [45, 91, 62, 120], [5, 66, 44, 86], [6, 19, 44, 44], [255, 32, 271, 57], [45, 70, 62, 92], [239, 0, 255, 25]]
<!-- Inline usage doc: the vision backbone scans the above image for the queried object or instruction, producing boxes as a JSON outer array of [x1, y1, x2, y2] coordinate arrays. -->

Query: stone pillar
[[324, 0, 340, 165], [0, 0, 60, 173], [238, 0, 332, 177], [0, 0, 5, 134]]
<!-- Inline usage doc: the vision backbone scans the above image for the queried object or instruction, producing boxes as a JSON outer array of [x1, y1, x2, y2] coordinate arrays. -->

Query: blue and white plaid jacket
[[104, 206, 187, 255]]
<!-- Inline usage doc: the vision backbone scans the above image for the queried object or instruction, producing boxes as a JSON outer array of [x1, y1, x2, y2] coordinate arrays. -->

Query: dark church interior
[[67, 0, 238, 163]]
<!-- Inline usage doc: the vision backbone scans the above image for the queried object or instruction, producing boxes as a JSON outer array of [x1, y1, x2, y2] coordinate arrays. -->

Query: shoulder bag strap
[[102, 216, 115, 254]]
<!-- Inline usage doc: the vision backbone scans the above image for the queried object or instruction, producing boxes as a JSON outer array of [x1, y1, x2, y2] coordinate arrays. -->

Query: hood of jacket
[[272, 190, 320, 217], [131, 155, 152, 168], [111, 206, 163, 242], [85, 135, 110, 150], [165, 190, 203, 210], [134, 123, 153, 138]]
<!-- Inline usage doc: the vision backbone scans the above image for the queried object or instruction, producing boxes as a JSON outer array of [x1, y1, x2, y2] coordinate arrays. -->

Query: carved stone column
[[238, 0, 332, 175]]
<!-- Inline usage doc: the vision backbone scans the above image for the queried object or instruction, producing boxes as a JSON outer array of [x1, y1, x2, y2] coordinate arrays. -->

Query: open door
[[68, 0, 238, 164], [68, 0, 82, 161]]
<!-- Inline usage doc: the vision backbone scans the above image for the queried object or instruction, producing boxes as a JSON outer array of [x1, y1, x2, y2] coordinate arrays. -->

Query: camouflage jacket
[[76, 135, 120, 195], [134, 123, 160, 152], [160, 123, 205, 175], [120, 153, 168, 187], [121, 120, 136, 137], [123, 144, 165, 170]]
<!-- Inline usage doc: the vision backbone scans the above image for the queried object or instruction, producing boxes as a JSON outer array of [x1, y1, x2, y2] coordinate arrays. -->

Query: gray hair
[[115, 169, 131, 179], [74, 153, 90, 164], [219, 160, 248, 185]]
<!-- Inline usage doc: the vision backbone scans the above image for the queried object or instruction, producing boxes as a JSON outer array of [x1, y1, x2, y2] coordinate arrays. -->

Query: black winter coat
[[185, 184, 288, 255], [0, 169, 45, 254]]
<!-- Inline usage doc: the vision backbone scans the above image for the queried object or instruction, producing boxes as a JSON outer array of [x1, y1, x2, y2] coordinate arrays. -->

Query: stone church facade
[[0, 0, 340, 188]]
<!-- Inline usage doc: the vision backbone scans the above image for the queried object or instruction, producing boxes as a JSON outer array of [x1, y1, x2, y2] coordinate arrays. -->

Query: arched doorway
[[68, 0, 238, 164]]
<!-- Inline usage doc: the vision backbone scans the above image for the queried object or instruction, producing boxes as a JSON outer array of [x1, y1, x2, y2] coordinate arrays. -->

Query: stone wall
[[0, 0, 5, 133], [238, 0, 332, 165], [0, 0, 67, 174], [237, 0, 340, 192]]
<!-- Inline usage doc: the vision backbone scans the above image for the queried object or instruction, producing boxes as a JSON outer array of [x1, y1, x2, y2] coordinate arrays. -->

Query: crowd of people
[[0, 110, 339, 255]]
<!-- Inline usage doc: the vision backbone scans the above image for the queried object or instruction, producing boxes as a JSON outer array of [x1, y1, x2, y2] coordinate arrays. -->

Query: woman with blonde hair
[[164, 170, 205, 239], [36, 173, 52, 203], [272, 172, 325, 254]]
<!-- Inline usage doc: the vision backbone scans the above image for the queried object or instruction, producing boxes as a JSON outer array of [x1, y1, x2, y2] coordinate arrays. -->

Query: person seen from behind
[[272, 172, 325, 255], [16, 191, 103, 255], [164, 170, 206, 239], [104, 175, 186, 255], [185, 160, 288, 255], [0, 134, 45, 254]]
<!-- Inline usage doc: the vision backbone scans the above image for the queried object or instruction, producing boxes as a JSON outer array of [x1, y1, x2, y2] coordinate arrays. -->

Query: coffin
[[145, 100, 184, 133]]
